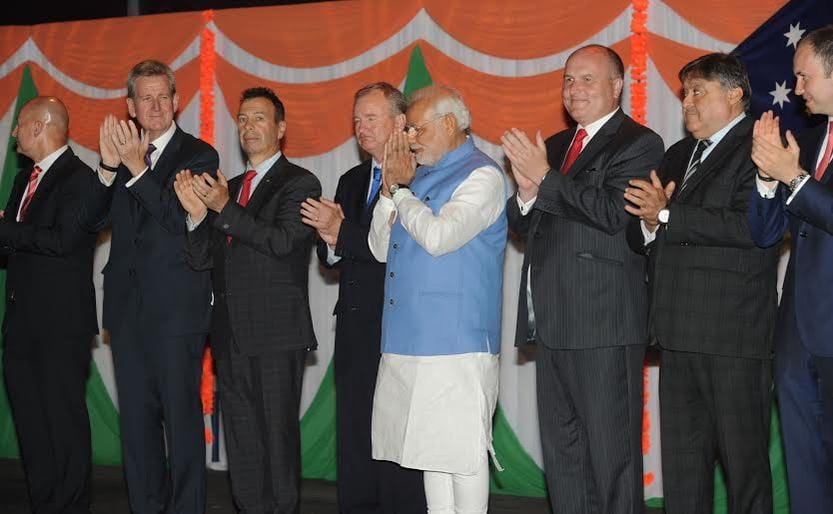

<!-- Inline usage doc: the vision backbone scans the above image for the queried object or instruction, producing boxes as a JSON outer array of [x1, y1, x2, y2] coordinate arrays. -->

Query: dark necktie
[[814, 121, 833, 181], [367, 166, 382, 206], [18, 165, 42, 221], [144, 143, 157, 169], [228, 170, 257, 245], [680, 139, 712, 190], [561, 128, 587, 174]]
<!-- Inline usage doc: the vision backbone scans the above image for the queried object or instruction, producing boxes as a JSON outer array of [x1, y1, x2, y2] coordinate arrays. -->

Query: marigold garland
[[630, 0, 649, 125]]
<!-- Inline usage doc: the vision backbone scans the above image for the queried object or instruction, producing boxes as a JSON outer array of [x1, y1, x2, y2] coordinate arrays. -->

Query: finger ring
[[315, 217, 319, 222]]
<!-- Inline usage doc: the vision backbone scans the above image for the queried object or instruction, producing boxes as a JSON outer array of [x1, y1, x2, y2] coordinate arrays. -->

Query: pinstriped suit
[[507, 109, 664, 514], [628, 117, 779, 513]]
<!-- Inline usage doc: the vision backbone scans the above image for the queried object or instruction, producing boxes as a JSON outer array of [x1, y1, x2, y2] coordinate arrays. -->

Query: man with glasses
[[368, 84, 507, 514]]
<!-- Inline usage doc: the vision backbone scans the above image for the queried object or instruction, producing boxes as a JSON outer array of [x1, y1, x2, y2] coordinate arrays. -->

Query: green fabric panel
[[300, 359, 337, 480], [0, 66, 37, 459], [489, 404, 546, 497], [403, 45, 432, 98], [86, 360, 122, 465]]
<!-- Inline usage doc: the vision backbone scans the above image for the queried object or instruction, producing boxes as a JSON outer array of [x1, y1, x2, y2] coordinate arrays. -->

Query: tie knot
[[243, 170, 257, 183], [144, 143, 157, 168], [373, 166, 382, 180], [574, 128, 588, 144], [31, 165, 42, 177], [828, 121, 833, 136]]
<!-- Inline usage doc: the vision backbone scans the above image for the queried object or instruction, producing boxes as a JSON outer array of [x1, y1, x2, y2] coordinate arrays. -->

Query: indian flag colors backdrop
[[0, 0, 827, 510]]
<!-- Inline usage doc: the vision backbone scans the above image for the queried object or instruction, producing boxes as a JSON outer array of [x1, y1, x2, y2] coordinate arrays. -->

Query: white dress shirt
[[17, 145, 68, 221], [325, 159, 381, 266]]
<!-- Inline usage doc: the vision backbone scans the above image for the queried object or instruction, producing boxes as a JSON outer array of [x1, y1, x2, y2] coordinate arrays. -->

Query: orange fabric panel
[[27, 59, 199, 151], [214, 0, 422, 68], [663, 0, 788, 44], [424, 0, 630, 59], [647, 34, 710, 97], [214, 45, 412, 157], [418, 39, 631, 145], [0, 26, 30, 66], [31, 12, 203, 89], [0, 66, 25, 117]]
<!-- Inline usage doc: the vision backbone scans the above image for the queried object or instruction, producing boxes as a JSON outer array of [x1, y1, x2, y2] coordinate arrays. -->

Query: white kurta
[[371, 352, 499, 475]]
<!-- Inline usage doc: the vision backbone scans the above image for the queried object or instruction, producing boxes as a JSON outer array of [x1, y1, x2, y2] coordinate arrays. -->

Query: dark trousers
[[334, 316, 425, 514], [536, 343, 645, 514], [216, 346, 306, 514], [111, 329, 206, 514], [774, 305, 833, 514], [659, 350, 772, 514], [3, 330, 92, 514]]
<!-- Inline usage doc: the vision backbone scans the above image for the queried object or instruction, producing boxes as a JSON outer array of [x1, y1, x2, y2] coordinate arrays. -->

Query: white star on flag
[[770, 81, 792, 108], [784, 22, 806, 49]]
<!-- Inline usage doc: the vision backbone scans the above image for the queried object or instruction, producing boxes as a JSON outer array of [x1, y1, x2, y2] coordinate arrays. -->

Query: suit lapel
[[245, 154, 288, 215], [149, 127, 183, 187], [5, 168, 29, 220], [565, 110, 625, 178], [15, 148, 75, 221], [677, 118, 753, 200]]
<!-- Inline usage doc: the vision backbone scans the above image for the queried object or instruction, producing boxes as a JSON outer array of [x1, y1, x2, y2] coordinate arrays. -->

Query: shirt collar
[[34, 145, 69, 172], [577, 107, 620, 143], [247, 150, 283, 175], [148, 122, 177, 161]]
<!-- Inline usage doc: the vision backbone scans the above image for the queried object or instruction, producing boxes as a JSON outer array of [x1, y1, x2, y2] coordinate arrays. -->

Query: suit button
[[393, 243, 398, 250], [533, 231, 541, 239], [389, 298, 395, 305], [8, 290, 14, 303], [128, 269, 136, 278], [389, 272, 394, 278], [350, 306, 358, 312], [222, 224, 230, 230], [799, 231, 807, 238], [347, 280, 356, 286]]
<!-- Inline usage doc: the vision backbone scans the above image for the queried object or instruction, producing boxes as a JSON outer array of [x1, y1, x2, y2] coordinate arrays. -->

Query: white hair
[[410, 85, 471, 131]]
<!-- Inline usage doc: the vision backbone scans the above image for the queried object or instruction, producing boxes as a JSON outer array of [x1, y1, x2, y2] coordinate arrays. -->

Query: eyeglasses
[[404, 113, 448, 137]]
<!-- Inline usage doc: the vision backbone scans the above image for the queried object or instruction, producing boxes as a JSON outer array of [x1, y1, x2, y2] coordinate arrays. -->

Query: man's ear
[[126, 97, 137, 119], [393, 113, 406, 131]]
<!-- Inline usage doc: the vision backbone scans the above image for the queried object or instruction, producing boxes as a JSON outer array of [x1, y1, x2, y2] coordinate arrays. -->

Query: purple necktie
[[144, 143, 156, 169]]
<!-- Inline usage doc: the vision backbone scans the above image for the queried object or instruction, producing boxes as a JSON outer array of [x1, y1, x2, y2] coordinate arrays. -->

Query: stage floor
[[0, 458, 662, 513]]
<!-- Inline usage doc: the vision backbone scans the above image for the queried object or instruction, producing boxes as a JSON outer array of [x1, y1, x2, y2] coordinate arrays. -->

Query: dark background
[[0, 0, 332, 26]]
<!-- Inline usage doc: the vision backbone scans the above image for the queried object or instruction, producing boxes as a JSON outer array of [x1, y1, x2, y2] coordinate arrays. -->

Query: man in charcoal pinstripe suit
[[625, 53, 778, 514], [175, 87, 320, 514], [502, 45, 663, 514]]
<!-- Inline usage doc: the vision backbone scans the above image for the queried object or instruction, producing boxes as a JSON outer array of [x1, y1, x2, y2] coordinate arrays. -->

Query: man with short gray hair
[[368, 84, 507, 513]]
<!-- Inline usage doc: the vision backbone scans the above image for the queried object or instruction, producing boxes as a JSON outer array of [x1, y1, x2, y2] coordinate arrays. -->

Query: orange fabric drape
[[662, 0, 789, 44], [424, 0, 630, 59], [647, 33, 712, 96], [0, 66, 25, 119], [26, 59, 199, 150], [214, 0, 421, 68], [214, 45, 412, 156], [31, 12, 203, 89], [419, 39, 631, 144], [0, 26, 29, 66]]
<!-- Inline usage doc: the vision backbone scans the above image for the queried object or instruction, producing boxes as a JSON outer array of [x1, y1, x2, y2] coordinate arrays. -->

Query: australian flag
[[733, 0, 833, 136]]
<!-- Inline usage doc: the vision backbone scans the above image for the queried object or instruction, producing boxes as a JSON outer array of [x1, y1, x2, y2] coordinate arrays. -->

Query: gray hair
[[127, 60, 176, 99], [409, 85, 471, 131]]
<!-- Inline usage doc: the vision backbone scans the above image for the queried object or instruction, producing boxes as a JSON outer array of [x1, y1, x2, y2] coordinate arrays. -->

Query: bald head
[[13, 96, 68, 161]]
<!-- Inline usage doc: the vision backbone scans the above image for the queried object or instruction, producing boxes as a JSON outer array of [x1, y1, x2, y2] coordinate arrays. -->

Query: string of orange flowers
[[199, 8, 216, 445], [630, 0, 649, 125]]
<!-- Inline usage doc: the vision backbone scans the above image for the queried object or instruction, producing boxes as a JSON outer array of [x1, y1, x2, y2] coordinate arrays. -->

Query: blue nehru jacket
[[381, 138, 507, 357]]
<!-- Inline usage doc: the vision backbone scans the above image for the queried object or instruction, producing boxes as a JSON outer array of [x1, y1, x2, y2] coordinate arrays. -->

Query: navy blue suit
[[748, 121, 833, 513]]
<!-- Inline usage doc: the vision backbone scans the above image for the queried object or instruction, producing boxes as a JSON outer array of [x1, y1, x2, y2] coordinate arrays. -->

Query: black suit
[[507, 110, 663, 514], [316, 160, 425, 514], [627, 117, 778, 513], [2, 147, 97, 514], [186, 154, 320, 514], [82, 125, 218, 514]]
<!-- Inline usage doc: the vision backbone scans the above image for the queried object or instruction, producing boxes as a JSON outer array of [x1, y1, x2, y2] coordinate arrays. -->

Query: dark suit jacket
[[1, 148, 98, 341], [748, 121, 833, 357], [81, 125, 218, 337], [316, 160, 385, 320], [186, 154, 321, 356], [507, 110, 664, 349], [629, 117, 778, 359]]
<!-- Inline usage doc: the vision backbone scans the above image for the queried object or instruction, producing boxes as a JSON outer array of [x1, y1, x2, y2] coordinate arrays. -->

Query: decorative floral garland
[[199, 9, 216, 444], [630, 0, 649, 125]]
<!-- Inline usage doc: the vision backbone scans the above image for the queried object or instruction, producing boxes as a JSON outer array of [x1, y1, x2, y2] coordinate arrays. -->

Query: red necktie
[[18, 165, 42, 221], [227, 170, 257, 245], [561, 128, 587, 174], [814, 121, 833, 181]]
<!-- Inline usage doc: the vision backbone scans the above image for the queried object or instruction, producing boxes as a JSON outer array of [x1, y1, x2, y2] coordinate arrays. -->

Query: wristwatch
[[389, 183, 409, 195], [788, 171, 809, 193], [658, 208, 670, 224]]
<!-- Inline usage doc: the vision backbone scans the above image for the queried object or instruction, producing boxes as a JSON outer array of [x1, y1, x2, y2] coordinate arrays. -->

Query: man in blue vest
[[368, 85, 507, 514]]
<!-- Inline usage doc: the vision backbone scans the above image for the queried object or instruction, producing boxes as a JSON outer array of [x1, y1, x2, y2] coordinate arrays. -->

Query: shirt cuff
[[755, 175, 778, 199], [125, 167, 150, 188], [517, 194, 537, 215], [186, 212, 207, 232], [641, 219, 658, 245], [786, 175, 811, 205], [326, 244, 341, 265], [97, 168, 117, 187]]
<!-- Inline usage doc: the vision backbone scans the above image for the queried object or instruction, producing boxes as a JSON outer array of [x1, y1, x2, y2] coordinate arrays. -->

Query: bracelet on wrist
[[756, 171, 776, 182], [99, 161, 119, 172]]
